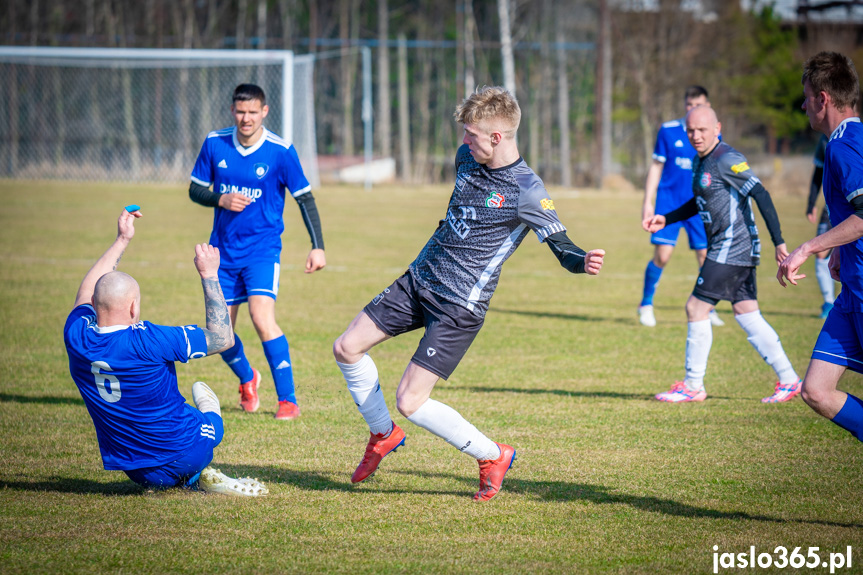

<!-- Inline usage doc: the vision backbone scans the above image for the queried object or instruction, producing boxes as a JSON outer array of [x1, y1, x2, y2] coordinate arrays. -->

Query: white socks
[[735, 310, 799, 384], [336, 354, 393, 436], [406, 399, 501, 461], [684, 319, 712, 391], [815, 257, 835, 304]]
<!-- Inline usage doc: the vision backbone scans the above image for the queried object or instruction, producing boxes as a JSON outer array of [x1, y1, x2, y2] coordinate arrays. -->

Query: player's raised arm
[[193, 243, 235, 355], [73, 207, 142, 310]]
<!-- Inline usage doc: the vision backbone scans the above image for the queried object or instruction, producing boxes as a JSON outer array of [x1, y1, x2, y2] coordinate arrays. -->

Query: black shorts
[[692, 259, 758, 306], [817, 208, 832, 236], [363, 272, 484, 380]]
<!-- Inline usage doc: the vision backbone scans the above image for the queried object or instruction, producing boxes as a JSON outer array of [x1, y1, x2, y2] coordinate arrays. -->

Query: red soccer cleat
[[238, 368, 261, 413], [351, 422, 406, 484], [275, 400, 300, 420], [474, 442, 516, 501]]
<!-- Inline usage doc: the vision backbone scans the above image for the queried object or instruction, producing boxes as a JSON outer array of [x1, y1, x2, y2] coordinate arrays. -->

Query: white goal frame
[[0, 46, 319, 186]]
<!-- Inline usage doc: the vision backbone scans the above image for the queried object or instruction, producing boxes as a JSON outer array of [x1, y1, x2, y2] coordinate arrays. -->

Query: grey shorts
[[363, 272, 484, 380]]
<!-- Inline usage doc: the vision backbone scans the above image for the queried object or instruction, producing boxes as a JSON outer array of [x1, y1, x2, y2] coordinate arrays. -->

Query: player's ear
[[262, 104, 269, 119]]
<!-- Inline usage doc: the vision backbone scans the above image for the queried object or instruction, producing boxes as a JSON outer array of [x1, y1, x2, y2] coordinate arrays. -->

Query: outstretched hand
[[777, 245, 808, 287], [642, 214, 666, 233], [194, 244, 221, 279], [584, 249, 605, 275]]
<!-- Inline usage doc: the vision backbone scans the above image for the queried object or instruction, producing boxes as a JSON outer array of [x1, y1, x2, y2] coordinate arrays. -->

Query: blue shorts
[[651, 214, 708, 250], [812, 305, 863, 374], [219, 260, 281, 305], [124, 412, 224, 489]]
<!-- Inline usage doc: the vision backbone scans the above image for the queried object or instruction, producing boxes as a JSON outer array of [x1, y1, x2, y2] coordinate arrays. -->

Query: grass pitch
[[0, 179, 860, 574]]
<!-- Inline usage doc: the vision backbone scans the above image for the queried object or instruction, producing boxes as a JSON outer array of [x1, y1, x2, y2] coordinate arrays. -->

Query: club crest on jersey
[[485, 192, 505, 208], [700, 172, 712, 188], [731, 161, 749, 174], [540, 198, 555, 211], [254, 163, 269, 179]]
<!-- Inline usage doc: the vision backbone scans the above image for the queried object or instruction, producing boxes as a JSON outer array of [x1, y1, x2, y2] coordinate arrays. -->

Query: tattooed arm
[[193, 243, 235, 355], [73, 208, 142, 309]]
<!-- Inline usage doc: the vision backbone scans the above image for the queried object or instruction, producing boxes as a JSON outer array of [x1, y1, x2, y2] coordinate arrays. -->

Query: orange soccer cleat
[[474, 442, 516, 501], [238, 368, 261, 413], [275, 400, 300, 420], [351, 423, 406, 484]]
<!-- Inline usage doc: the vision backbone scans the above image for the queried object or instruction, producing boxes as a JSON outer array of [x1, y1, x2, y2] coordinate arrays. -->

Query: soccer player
[[332, 86, 605, 501], [189, 83, 326, 420], [64, 208, 267, 496], [639, 86, 724, 328], [778, 51, 863, 444], [805, 134, 837, 318], [644, 105, 801, 403]]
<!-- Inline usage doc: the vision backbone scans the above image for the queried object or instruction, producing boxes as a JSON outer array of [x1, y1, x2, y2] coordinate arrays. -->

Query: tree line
[[2, 0, 861, 186]]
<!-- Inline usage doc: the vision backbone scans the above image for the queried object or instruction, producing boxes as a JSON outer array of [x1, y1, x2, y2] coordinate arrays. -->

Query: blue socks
[[263, 335, 296, 404], [641, 260, 663, 307], [220, 333, 254, 383], [832, 393, 863, 441]]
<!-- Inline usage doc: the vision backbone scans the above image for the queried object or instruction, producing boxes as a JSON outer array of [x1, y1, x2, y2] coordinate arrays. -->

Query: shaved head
[[92, 271, 140, 324], [685, 105, 721, 156]]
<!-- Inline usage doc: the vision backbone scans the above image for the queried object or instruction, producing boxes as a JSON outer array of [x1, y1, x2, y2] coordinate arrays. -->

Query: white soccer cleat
[[709, 310, 725, 327], [199, 467, 269, 497], [192, 381, 221, 417], [638, 305, 657, 327]]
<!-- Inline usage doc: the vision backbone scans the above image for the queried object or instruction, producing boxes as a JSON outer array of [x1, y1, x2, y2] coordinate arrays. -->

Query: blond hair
[[454, 86, 521, 139]]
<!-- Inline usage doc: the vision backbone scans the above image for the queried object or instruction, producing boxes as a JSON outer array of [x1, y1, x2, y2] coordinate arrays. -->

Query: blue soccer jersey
[[653, 119, 698, 212], [823, 118, 863, 312], [191, 127, 311, 268], [63, 305, 210, 470]]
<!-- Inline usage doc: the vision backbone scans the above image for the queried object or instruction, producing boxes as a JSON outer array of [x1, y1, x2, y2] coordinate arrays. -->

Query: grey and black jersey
[[692, 142, 762, 267], [408, 144, 566, 317]]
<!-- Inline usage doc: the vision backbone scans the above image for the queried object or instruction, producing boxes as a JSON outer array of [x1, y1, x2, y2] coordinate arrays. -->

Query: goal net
[[0, 47, 319, 188]]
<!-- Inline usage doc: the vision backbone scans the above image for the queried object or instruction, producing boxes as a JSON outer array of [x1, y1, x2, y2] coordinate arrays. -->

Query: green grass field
[[1, 179, 860, 574]]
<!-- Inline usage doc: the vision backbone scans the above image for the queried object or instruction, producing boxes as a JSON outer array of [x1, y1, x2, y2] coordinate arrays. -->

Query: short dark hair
[[232, 84, 267, 106], [803, 51, 860, 112], [684, 85, 709, 101]]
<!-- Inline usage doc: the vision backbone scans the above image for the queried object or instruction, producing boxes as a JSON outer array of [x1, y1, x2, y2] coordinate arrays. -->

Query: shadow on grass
[[1, 477, 143, 495], [6, 469, 858, 530], [0, 393, 84, 406], [462, 386, 655, 401], [490, 308, 632, 324], [460, 386, 742, 401]]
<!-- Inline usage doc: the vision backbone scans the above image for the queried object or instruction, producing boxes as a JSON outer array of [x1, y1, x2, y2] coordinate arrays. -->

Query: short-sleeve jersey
[[823, 118, 863, 311], [653, 119, 698, 212], [691, 142, 763, 267], [190, 126, 311, 268], [408, 145, 566, 317], [63, 305, 210, 471]]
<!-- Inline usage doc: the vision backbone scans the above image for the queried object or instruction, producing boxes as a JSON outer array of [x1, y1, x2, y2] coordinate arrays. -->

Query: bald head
[[685, 105, 721, 157], [92, 271, 140, 325]]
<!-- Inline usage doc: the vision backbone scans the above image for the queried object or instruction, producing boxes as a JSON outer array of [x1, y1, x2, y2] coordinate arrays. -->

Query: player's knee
[[801, 379, 827, 411], [332, 332, 358, 364], [395, 395, 419, 418]]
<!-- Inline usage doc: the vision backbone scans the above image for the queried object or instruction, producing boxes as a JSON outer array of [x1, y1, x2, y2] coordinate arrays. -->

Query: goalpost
[[0, 47, 320, 187]]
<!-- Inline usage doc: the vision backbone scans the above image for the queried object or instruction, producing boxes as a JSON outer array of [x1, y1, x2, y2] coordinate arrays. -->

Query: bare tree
[[376, 0, 392, 158], [397, 33, 411, 180], [497, 0, 516, 95]]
